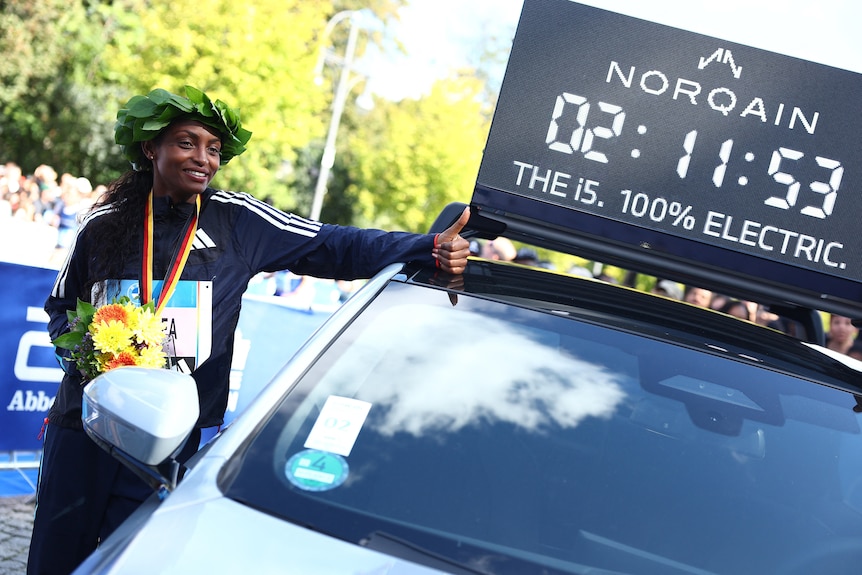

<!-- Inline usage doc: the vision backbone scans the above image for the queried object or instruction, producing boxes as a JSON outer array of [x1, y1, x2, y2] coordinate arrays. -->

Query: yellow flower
[[137, 343, 167, 370], [127, 303, 166, 347], [91, 319, 134, 355]]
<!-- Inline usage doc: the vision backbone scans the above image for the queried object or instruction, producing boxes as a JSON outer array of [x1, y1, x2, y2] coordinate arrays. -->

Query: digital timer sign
[[475, 0, 862, 300]]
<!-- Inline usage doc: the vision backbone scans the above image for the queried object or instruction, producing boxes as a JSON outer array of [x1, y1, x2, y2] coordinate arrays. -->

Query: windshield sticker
[[285, 449, 349, 492], [304, 395, 372, 456]]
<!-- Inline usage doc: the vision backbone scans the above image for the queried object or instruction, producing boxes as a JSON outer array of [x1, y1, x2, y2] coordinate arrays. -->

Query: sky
[[360, 0, 862, 101]]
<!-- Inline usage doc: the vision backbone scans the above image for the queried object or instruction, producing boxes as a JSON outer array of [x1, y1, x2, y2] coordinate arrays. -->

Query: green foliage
[[0, 0, 513, 235], [53, 298, 97, 352], [95, 0, 334, 195], [52, 298, 99, 380], [341, 74, 490, 232]]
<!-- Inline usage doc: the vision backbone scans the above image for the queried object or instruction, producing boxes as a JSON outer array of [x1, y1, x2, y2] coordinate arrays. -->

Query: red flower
[[105, 351, 138, 371], [92, 303, 129, 327]]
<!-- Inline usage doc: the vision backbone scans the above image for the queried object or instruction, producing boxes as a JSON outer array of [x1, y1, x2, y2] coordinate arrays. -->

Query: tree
[[339, 73, 491, 232], [93, 0, 330, 196], [0, 0, 122, 181], [92, 0, 409, 205], [0, 0, 498, 236]]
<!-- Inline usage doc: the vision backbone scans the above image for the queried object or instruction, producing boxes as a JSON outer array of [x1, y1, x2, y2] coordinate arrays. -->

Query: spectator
[[568, 265, 593, 278], [652, 279, 683, 300], [719, 299, 752, 321], [336, 278, 362, 303], [481, 237, 516, 261], [53, 175, 86, 249], [75, 176, 96, 212], [274, 270, 317, 309], [33, 164, 59, 194], [33, 180, 61, 225], [848, 341, 862, 362], [12, 178, 39, 221], [708, 292, 729, 311], [825, 314, 858, 356], [684, 286, 713, 308], [513, 247, 540, 267], [3, 161, 23, 194]]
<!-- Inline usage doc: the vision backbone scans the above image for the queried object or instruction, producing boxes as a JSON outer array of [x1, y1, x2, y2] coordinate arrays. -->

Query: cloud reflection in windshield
[[349, 305, 627, 437]]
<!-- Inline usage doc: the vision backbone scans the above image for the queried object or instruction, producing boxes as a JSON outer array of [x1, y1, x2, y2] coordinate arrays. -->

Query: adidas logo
[[191, 228, 217, 250]]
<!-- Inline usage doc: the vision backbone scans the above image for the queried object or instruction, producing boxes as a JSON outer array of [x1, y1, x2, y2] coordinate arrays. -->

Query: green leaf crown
[[114, 85, 253, 170]]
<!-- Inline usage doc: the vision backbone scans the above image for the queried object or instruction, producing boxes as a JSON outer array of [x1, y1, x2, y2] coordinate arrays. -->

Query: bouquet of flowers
[[53, 297, 168, 381]]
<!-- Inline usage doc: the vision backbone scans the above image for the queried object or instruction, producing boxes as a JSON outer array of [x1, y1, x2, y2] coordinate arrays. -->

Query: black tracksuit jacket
[[45, 188, 437, 429]]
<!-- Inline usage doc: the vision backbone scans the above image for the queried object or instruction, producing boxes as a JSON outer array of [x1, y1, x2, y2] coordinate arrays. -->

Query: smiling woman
[[26, 85, 471, 575]]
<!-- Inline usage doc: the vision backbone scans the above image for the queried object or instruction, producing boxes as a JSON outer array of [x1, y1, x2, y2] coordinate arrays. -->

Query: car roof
[[403, 258, 862, 398], [431, 202, 862, 323]]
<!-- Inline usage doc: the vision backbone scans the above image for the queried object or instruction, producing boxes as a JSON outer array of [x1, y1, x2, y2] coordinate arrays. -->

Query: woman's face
[[143, 120, 222, 203], [829, 315, 858, 343]]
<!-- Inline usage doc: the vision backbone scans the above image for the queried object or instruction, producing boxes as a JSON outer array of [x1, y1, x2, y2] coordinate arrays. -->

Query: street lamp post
[[310, 11, 364, 222]]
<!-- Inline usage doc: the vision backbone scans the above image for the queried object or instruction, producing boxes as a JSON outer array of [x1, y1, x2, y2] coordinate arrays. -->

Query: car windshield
[[221, 282, 862, 575]]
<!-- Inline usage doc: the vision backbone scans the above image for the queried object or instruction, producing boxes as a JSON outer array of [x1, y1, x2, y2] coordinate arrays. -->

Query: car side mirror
[[82, 366, 199, 494]]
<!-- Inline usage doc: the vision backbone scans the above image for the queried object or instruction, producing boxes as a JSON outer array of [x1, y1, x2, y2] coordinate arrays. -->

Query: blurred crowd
[[474, 235, 862, 360], [648, 279, 862, 360], [0, 161, 105, 265]]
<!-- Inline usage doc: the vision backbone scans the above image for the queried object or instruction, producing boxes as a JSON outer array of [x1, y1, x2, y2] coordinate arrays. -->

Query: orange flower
[[92, 303, 129, 327], [104, 350, 138, 371]]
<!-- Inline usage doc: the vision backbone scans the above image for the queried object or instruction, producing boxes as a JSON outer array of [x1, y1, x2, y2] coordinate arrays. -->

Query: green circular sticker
[[285, 449, 349, 492]]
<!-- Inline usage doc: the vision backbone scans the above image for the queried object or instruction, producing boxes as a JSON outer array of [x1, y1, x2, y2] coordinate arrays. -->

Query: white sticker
[[304, 396, 372, 456]]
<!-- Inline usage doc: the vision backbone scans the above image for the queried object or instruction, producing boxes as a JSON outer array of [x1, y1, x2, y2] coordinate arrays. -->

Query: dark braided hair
[[83, 169, 154, 293]]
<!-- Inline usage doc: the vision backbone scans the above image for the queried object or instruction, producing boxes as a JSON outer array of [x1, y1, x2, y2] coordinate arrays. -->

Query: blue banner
[[1, 261, 335, 452], [0, 262, 62, 451]]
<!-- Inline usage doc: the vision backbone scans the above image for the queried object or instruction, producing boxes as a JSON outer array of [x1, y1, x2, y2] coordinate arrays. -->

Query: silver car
[[76, 252, 862, 574]]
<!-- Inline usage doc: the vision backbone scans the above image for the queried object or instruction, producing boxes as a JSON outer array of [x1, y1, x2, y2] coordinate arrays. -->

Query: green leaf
[[156, 107, 184, 123], [166, 93, 194, 113], [125, 97, 159, 118], [132, 122, 152, 142], [141, 119, 170, 131], [75, 299, 96, 325], [184, 85, 205, 104], [114, 125, 134, 146], [147, 88, 174, 105], [53, 331, 83, 350]]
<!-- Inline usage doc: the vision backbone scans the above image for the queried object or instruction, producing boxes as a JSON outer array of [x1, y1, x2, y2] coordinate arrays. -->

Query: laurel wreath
[[115, 85, 253, 170]]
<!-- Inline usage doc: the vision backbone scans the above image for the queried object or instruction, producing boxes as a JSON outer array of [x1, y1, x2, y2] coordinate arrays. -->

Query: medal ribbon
[[142, 191, 200, 315]]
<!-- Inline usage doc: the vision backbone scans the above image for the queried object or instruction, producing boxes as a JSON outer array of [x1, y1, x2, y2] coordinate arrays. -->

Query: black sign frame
[[472, 0, 862, 316]]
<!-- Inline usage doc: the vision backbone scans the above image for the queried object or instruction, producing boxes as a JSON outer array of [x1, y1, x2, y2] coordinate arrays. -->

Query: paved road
[[0, 495, 35, 575]]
